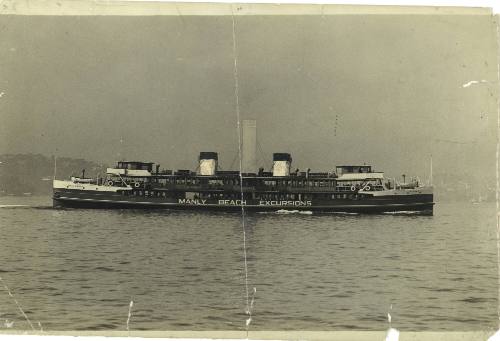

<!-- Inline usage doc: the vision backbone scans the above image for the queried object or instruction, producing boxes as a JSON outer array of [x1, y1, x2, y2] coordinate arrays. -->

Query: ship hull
[[53, 189, 434, 214]]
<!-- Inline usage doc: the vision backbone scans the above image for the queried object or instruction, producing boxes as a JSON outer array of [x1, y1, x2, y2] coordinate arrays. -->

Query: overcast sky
[[0, 12, 497, 182]]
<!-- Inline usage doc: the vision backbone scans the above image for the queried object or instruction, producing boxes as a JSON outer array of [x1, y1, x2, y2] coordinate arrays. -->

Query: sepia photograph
[[0, 1, 498, 340]]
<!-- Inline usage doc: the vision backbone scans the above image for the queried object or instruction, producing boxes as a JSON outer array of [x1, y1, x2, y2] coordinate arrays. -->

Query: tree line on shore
[[0, 154, 106, 196]]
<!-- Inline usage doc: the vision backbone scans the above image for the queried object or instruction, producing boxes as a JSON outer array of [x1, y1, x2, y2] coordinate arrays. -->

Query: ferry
[[53, 144, 434, 214]]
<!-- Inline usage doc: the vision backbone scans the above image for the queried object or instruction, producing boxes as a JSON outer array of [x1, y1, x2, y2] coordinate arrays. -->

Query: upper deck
[[103, 159, 387, 194], [108, 165, 383, 180], [106, 160, 384, 181]]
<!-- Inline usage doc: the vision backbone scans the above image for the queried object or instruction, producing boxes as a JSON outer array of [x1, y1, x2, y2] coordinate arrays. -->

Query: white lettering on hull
[[259, 200, 312, 206], [218, 200, 247, 206], [176, 198, 313, 207], [178, 199, 207, 205]]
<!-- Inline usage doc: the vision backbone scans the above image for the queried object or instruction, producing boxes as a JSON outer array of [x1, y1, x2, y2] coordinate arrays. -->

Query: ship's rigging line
[[231, 9, 253, 334], [256, 139, 272, 171], [228, 151, 240, 171], [227, 140, 267, 172]]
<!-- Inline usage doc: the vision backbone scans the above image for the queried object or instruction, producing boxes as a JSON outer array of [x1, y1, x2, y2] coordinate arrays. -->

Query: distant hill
[[0, 154, 107, 196]]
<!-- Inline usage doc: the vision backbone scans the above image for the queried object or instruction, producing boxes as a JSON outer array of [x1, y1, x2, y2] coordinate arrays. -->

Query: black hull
[[53, 195, 434, 215]]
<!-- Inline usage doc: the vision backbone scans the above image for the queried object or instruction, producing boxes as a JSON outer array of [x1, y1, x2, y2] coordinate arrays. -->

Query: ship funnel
[[272, 153, 292, 176], [241, 120, 257, 174], [199, 152, 218, 175]]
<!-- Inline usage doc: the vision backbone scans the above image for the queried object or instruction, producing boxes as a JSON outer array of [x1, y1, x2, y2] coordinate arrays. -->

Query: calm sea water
[[0, 196, 497, 331]]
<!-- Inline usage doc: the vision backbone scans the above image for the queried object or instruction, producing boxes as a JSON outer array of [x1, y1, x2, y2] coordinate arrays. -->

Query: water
[[0, 196, 497, 331]]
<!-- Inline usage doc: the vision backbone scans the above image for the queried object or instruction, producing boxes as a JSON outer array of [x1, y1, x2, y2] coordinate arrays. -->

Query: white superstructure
[[53, 179, 131, 192], [106, 168, 151, 177]]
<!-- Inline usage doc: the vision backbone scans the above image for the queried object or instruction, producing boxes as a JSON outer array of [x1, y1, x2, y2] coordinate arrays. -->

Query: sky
[[0, 11, 497, 183]]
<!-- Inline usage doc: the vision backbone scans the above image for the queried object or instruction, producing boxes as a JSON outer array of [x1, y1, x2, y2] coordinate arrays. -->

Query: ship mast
[[53, 155, 57, 181], [430, 154, 433, 186]]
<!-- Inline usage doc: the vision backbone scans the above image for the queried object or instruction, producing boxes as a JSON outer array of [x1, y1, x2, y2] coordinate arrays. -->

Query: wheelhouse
[[336, 165, 372, 175], [116, 161, 154, 172]]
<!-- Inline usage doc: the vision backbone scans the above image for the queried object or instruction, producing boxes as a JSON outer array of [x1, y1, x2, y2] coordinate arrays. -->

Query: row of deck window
[[122, 190, 366, 200], [143, 178, 381, 188], [125, 175, 385, 189]]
